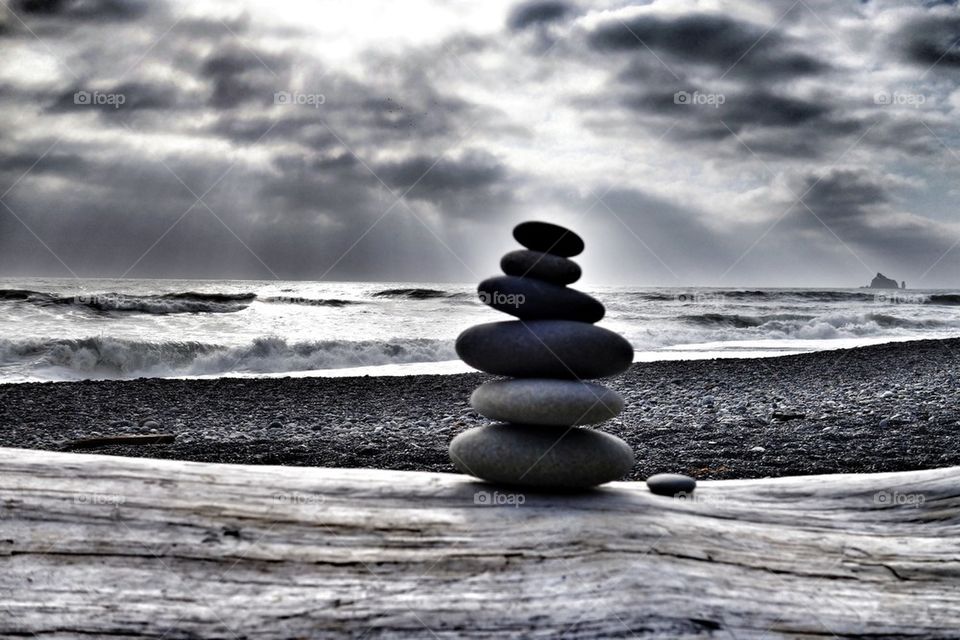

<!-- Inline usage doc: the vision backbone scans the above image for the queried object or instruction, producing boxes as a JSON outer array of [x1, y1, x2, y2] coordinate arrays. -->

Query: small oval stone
[[455, 320, 634, 379], [513, 221, 585, 257], [478, 276, 604, 323], [471, 379, 623, 426], [646, 473, 697, 497], [501, 250, 581, 285], [449, 423, 635, 489]]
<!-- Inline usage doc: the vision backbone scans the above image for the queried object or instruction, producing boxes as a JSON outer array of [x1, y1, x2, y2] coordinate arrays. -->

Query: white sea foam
[[2, 277, 959, 382]]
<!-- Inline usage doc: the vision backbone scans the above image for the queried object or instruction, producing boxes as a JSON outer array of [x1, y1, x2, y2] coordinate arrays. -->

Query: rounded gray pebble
[[646, 473, 696, 496], [471, 379, 623, 426], [449, 423, 634, 489]]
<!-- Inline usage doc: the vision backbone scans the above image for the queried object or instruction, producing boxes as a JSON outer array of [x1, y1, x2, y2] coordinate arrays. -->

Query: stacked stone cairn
[[449, 221, 635, 489]]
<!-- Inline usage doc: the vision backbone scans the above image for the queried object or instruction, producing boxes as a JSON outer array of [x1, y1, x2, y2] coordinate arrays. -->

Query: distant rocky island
[[866, 272, 905, 289]]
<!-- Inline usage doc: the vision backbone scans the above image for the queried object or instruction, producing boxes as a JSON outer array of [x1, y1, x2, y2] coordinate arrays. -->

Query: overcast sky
[[1, 0, 960, 287]]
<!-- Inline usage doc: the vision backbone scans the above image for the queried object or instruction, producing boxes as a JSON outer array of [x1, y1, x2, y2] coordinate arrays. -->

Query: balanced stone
[[478, 275, 604, 323], [471, 379, 623, 426], [455, 320, 634, 379], [450, 423, 634, 489], [646, 473, 697, 496], [501, 249, 581, 285], [513, 221, 584, 257]]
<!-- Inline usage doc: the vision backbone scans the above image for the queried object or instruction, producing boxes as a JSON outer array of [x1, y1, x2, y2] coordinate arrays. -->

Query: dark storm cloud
[[507, 1, 574, 31], [899, 13, 960, 67], [587, 11, 827, 79], [48, 80, 187, 113], [798, 168, 889, 221], [201, 48, 290, 109], [373, 150, 514, 218], [14, 0, 148, 20], [626, 88, 830, 128], [0, 147, 85, 176], [778, 168, 958, 279], [3, 0, 960, 285], [376, 151, 506, 196]]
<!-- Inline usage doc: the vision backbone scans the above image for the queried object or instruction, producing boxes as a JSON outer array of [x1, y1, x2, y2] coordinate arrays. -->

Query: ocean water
[[1, 277, 959, 383]]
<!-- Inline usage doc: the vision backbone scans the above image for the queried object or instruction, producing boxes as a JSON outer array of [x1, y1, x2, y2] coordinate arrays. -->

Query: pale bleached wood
[[1, 446, 959, 639]]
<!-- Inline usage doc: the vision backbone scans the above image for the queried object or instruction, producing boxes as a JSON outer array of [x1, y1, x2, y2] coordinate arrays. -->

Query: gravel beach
[[2, 337, 960, 481]]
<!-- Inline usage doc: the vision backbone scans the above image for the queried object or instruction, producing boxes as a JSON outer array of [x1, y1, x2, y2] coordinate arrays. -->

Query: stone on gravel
[[470, 379, 623, 426], [513, 221, 584, 257], [449, 423, 634, 489], [500, 249, 581, 285], [455, 320, 634, 379], [646, 473, 696, 496], [478, 276, 604, 323]]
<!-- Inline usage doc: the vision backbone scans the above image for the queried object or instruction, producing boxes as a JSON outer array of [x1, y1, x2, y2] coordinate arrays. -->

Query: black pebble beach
[[2, 337, 960, 480]]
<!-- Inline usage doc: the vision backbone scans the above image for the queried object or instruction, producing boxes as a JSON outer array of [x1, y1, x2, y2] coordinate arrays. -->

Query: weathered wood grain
[[1, 447, 958, 638]]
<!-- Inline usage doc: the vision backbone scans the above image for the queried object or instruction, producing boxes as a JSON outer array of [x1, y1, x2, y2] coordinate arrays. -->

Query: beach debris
[[772, 411, 806, 421], [62, 433, 176, 451], [646, 473, 697, 496], [450, 221, 635, 489]]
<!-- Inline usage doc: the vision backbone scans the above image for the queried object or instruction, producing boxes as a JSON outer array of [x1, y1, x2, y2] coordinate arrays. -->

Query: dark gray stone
[[455, 320, 634, 379], [478, 276, 604, 323], [513, 221, 584, 257], [501, 249, 581, 285], [646, 473, 696, 496], [449, 423, 634, 489], [470, 379, 623, 425]]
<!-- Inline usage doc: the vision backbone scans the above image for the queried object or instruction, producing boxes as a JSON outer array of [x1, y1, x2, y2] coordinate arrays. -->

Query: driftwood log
[[1, 447, 958, 638]]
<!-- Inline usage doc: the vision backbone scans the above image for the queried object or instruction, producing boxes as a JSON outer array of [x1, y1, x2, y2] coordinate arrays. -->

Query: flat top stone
[[513, 221, 584, 257]]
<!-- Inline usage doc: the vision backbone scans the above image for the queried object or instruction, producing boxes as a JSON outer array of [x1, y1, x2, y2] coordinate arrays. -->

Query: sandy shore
[[2, 337, 960, 480]]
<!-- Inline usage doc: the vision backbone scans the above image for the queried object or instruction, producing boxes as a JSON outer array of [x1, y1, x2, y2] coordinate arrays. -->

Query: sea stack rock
[[450, 221, 635, 489], [869, 273, 899, 289]]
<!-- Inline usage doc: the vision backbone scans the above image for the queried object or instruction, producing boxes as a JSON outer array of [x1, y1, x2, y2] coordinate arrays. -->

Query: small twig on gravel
[[771, 412, 806, 421], [61, 434, 176, 451]]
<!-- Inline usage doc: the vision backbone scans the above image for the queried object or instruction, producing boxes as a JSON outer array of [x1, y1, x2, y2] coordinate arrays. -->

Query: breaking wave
[[927, 294, 960, 305], [260, 296, 359, 307], [0, 336, 458, 380], [371, 288, 450, 299], [680, 311, 956, 336], [636, 289, 890, 303], [0, 289, 256, 314]]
